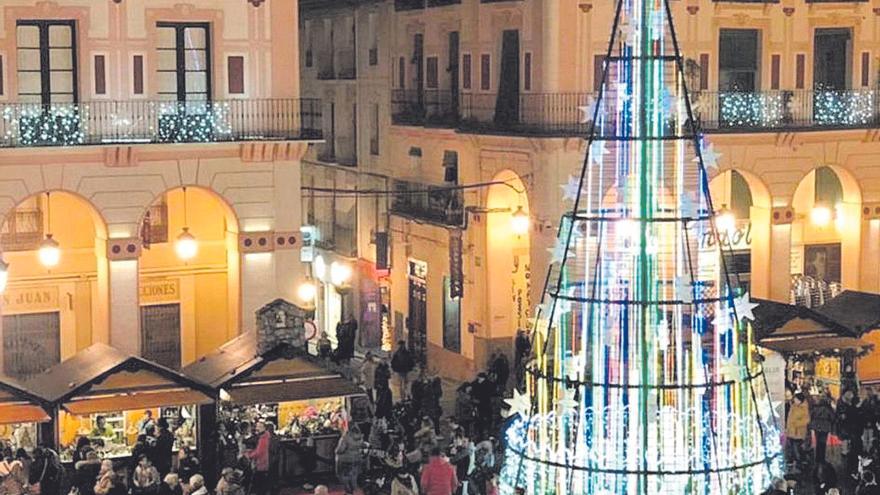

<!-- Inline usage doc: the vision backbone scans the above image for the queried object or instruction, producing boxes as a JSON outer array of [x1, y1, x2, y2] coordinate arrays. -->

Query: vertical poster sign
[[449, 229, 464, 298]]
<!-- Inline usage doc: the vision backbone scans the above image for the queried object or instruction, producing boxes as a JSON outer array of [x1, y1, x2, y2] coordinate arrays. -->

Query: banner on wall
[[358, 261, 382, 349], [449, 229, 464, 299]]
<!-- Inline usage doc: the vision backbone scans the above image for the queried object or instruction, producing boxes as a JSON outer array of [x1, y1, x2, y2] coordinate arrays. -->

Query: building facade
[[300, 0, 880, 382], [0, 0, 320, 378]]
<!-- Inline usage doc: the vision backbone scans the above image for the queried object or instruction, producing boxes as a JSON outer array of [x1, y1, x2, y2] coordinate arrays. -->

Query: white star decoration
[[589, 140, 608, 167], [578, 97, 598, 124], [504, 389, 532, 419], [567, 352, 586, 381], [558, 387, 579, 414], [733, 292, 759, 322], [694, 141, 721, 170], [619, 21, 637, 44], [561, 176, 581, 202]]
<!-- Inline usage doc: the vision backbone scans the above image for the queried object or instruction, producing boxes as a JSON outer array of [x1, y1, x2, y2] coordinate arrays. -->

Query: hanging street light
[[810, 204, 833, 227], [175, 187, 198, 260], [510, 205, 530, 236], [715, 205, 736, 235], [297, 280, 317, 303], [39, 192, 60, 268]]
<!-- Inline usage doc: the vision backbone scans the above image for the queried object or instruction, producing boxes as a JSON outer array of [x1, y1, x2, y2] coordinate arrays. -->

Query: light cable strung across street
[[498, 0, 783, 492]]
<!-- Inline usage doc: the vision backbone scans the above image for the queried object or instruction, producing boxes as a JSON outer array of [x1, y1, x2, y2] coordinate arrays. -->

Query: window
[[133, 54, 145, 95], [94, 54, 106, 95], [227, 55, 244, 94], [1, 200, 43, 251], [304, 20, 313, 68], [770, 54, 780, 90], [795, 53, 806, 89], [480, 53, 490, 91], [719, 29, 760, 91], [443, 150, 458, 184], [368, 13, 378, 66], [699, 53, 709, 91], [442, 276, 461, 353], [0, 55, 4, 95], [426, 56, 438, 89], [370, 103, 379, 155], [156, 22, 211, 101], [3, 312, 60, 380], [398, 56, 406, 88], [462, 53, 471, 90], [593, 54, 605, 91], [814, 28, 851, 90], [140, 303, 181, 370], [862, 52, 870, 87], [523, 52, 532, 91], [16, 20, 77, 103]]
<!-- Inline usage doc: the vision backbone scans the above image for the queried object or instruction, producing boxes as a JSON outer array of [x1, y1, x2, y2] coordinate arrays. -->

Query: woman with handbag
[[0, 447, 28, 495]]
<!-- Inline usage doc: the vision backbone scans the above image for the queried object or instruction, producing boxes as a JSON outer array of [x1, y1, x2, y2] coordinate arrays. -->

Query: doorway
[[140, 303, 181, 370], [2, 312, 60, 379], [407, 260, 428, 368], [814, 28, 851, 90]]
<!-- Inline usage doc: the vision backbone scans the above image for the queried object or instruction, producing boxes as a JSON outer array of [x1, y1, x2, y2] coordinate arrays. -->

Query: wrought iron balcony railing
[[459, 92, 594, 136], [390, 179, 464, 227], [0, 98, 323, 148], [693, 89, 880, 131]]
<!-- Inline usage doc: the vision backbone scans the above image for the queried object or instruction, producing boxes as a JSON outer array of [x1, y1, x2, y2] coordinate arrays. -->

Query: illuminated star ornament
[[733, 292, 759, 322], [694, 139, 722, 170], [561, 176, 581, 202], [578, 96, 599, 124], [504, 389, 531, 419], [547, 236, 571, 264], [557, 387, 579, 414]]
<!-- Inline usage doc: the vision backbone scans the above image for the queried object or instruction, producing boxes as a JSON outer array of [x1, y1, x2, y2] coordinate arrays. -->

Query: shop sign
[[698, 220, 752, 251], [408, 258, 428, 281], [449, 229, 464, 299], [2, 286, 59, 313], [139, 279, 179, 304]]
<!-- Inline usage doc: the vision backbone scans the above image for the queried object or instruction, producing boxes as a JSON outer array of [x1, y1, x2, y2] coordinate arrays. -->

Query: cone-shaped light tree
[[499, 0, 783, 492]]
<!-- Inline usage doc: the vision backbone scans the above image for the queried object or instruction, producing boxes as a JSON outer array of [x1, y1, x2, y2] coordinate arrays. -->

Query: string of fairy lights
[[498, 0, 783, 492]]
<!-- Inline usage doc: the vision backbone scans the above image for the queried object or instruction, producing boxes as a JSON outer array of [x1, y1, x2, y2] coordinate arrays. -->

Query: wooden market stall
[[23, 343, 215, 462], [183, 331, 366, 481], [0, 375, 51, 451]]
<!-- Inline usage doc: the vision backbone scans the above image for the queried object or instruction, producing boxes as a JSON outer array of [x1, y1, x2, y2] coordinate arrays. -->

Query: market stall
[[23, 343, 215, 462], [183, 330, 366, 481], [755, 298, 873, 399], [0, 375, 50, 452]]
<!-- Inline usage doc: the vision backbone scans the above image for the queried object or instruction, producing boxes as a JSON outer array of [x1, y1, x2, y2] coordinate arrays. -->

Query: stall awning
[[24, 343, 216, 409], [760, 336, 873, 355], [226, 377, 365, 405], [64, 389, 213, 416], [0, 404, 50, 425]]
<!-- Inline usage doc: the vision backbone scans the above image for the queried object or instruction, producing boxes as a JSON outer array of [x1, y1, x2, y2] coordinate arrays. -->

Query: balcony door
[[16, 20, 78, 104], [719, 29, 760, 92], [814, 28, 851, 90], [157, 22, 211, 101], [494, 30, 520, 126]]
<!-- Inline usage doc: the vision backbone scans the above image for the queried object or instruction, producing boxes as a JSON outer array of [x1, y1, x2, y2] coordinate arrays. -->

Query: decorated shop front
[[22, 343, 214, 462], [0, 376, 50, 452], [183, 299, 366, 481]]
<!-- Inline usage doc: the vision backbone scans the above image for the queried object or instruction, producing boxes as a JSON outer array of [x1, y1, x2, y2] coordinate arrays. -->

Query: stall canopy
[[0, 375, 50, 425], [753, 298, 873, 356], [183, 332, 364, 405], [24, 343, 215, 415], [814, 290, 880, 335]]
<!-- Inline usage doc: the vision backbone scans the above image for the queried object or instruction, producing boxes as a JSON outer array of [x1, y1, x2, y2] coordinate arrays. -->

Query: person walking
[[514, 329, 531, 392], [420, 446, 458, 495], [74, 449, 103, 495], [391, 470, 420, 495], [266, 422, 281, 495], [391, 340, 416, 400], [132, 454, 161, 495], [375, 382, 394, 421], [471, 373, 495, 439], [810, 392, 836, 464], [159, 473, 183, 495], [245, 420, 272, 495], [361, 351, 379, 402], [29, 446, 62, 495], [838, 389, 864, 479], [94, 460, 116, 495], [491, 353, 510, 394], [334, 424, 365, 495], [154, 418, 175, 477], [0, 447, 28, 495], [786, 393, 810, 471]]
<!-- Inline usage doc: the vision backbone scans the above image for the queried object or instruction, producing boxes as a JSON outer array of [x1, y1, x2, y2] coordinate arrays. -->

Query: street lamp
[[0, 257, 8, 294], [39, 192, 60, 268], [175, 187, 198, 260], [810, 204, 833, 227], [297, 280, 317, 303], [510, 205, 530, 236], [715, 205, 736, 234], [330, 261, 352, 286]]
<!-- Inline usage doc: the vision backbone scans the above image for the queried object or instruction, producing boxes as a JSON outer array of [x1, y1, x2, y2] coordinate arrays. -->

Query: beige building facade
[[0, 0, 319, 378], [302, 0, 880, 382]]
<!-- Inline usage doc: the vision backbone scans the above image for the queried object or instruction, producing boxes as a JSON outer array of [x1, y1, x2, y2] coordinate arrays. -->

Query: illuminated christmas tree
[[499, 0, 783, 493]]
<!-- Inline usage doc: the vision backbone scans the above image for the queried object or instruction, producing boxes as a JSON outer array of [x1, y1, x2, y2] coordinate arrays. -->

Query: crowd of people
[[322, 340, 514, 495], [774, 384, 880, 495]]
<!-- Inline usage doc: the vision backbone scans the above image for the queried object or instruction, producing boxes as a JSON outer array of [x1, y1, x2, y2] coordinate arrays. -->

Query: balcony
[[391, 179, 463, 227], [693, 89, 880, 132], [459, 92, 593, 136], [0, 99, 323, 148], [1, 209, 42, 251], [392, 90, 459, 126], [314, 221, 357, 258]]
